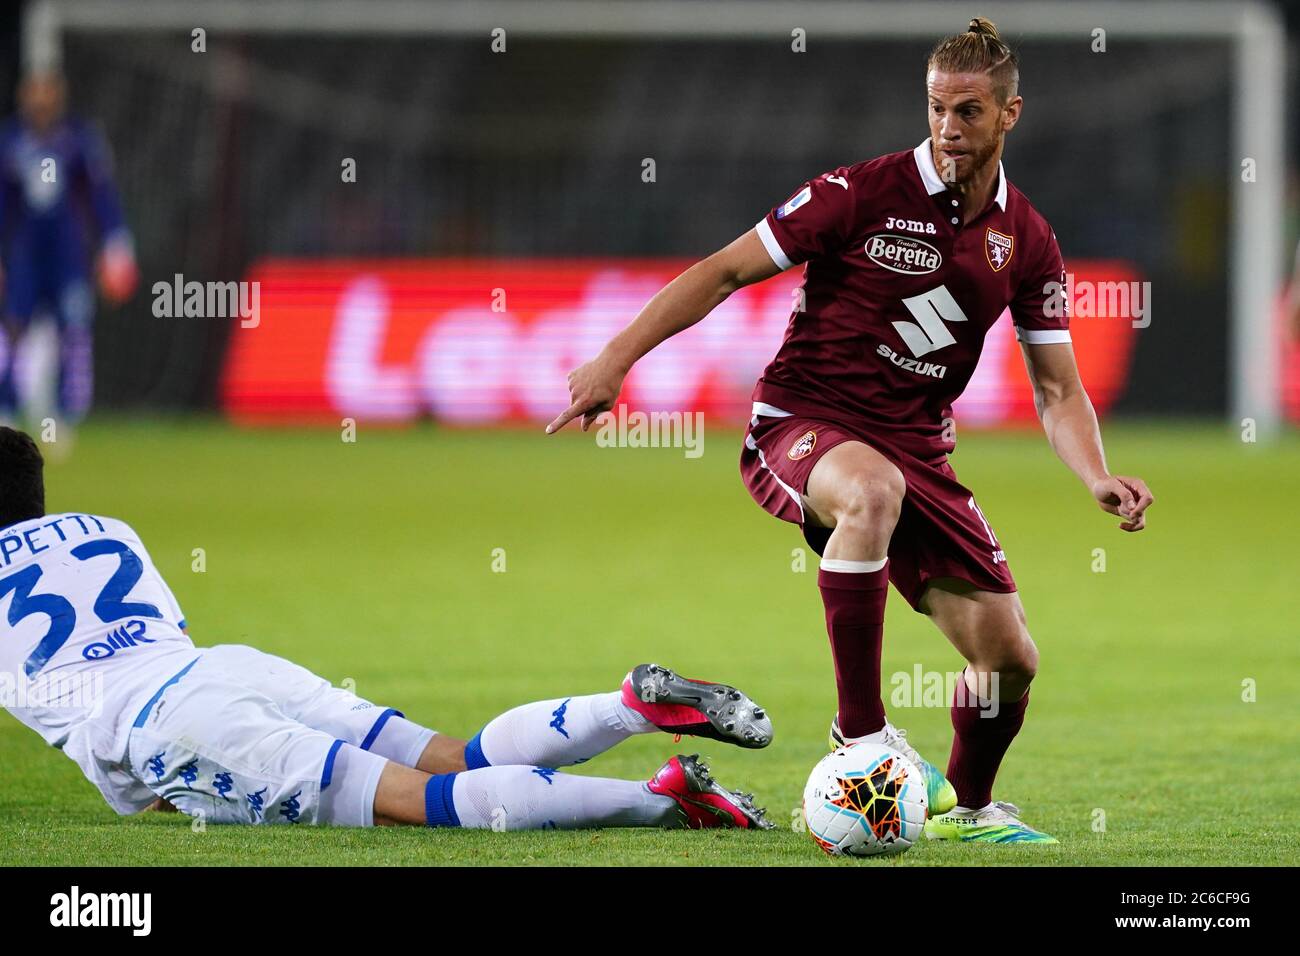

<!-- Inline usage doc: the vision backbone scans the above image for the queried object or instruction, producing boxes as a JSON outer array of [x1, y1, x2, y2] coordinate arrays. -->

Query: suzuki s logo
[[889, 285, 969, 358], [865, 234, 942, 275]]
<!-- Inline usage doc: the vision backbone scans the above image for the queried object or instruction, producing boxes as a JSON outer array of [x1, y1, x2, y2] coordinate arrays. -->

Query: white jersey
[[0, 513, 197, 812]]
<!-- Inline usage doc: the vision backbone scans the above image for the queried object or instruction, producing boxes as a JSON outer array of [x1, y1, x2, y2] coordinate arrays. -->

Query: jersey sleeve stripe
[[755, 217, 795, 271], [1014, 327, 1072, 344]]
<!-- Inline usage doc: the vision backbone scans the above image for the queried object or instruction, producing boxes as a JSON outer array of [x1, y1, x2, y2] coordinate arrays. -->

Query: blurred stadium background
[[1, 1, 1298, 867], [0, 0, 1297, 428]]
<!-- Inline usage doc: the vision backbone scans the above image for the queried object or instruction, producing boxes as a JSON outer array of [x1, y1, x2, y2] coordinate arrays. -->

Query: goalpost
[[23, 0, 1287, 437]]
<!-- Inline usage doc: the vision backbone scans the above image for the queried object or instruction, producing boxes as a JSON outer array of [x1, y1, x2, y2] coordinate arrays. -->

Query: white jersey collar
[[913, 138, 1007, 211]]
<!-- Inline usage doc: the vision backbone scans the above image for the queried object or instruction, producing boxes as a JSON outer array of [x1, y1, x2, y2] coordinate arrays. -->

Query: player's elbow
[[1033, 377, 1083, 415], [704, 228, 779, 296], [698, 252, 745, 300]]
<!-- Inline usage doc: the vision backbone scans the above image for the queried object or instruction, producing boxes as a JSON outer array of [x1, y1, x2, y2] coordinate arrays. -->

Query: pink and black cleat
[[622, 663, 773, 749], [648, 754, 773, 830]]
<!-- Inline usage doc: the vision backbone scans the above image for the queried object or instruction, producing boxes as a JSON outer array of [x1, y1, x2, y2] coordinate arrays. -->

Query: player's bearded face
[[925, 70, 1010, 186]]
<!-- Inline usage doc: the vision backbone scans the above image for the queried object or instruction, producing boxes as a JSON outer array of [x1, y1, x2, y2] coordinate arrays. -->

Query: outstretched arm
[[545, 228, 781, 434], [1020, 340, 1154, 532], [81, 123, 138, 303]]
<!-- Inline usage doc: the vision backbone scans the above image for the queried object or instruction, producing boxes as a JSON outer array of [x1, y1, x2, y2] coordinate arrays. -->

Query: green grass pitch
[[2, 418, 1297, 866]]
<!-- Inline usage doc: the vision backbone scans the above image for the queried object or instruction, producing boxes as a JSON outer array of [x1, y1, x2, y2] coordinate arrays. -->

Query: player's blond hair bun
[[928, 15, 1019, 104]]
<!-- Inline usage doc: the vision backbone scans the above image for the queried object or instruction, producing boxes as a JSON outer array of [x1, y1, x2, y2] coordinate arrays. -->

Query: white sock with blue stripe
[[426, 766, 676, 830], [464, 692, 652, 770]]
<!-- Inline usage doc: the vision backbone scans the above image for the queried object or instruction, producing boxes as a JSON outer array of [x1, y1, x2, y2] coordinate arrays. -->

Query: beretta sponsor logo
[[865, 234, 942, 275]]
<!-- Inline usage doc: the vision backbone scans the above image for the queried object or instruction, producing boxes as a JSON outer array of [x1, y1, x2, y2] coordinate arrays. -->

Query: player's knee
[[833, 469, 904, 533], [993, 633, 1038, 688], [968, 611, 1037, 690], [1014, 639, 1039, 684]]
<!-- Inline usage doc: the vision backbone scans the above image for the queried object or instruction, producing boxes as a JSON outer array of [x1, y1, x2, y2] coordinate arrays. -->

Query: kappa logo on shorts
[[213, 772, 234, 799], [985, 228, 1014, 272], [787, 430, 817, 461], [247, 786, 268, 821], [279, 790, 303, 823]]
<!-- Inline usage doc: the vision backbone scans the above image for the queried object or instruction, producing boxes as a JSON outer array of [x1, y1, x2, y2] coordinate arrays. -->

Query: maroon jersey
[[753, 140, 1069, 459]]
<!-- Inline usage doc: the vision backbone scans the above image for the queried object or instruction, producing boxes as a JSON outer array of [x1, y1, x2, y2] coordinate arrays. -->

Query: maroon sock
[[946, 671, 1029, 809], [817, 564, 889, 738]]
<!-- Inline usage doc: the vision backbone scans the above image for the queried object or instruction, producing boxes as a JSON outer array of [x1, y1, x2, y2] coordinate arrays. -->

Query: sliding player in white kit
[[0, 428, 773, 831]]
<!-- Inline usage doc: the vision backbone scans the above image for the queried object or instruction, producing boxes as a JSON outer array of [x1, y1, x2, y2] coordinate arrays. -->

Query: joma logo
[[884, 216, 937, 235]]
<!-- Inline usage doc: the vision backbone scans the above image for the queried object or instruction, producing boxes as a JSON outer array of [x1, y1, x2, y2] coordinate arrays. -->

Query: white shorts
[[125, 644, 435, 826]]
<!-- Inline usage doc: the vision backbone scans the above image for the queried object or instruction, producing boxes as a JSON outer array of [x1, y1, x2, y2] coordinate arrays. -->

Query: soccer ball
[[802, 743, 928, 857]]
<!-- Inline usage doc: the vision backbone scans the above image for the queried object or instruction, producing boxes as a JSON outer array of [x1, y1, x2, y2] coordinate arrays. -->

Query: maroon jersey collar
[[912, 138, 1007, 212]]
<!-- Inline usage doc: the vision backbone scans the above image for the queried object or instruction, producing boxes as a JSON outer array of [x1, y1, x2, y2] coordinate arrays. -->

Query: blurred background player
[[0, 69, 137, 441]]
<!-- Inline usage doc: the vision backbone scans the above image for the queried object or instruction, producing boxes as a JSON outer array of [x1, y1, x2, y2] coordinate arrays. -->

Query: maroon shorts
[[739, 411, 1016, 611]]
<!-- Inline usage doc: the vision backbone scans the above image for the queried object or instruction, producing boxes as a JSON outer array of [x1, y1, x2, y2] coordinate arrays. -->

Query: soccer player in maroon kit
[[548, 17, 1153, 843]]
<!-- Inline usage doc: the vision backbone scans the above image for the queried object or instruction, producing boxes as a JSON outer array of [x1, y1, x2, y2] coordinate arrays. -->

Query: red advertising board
[[222, 258, 1141, 427]]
